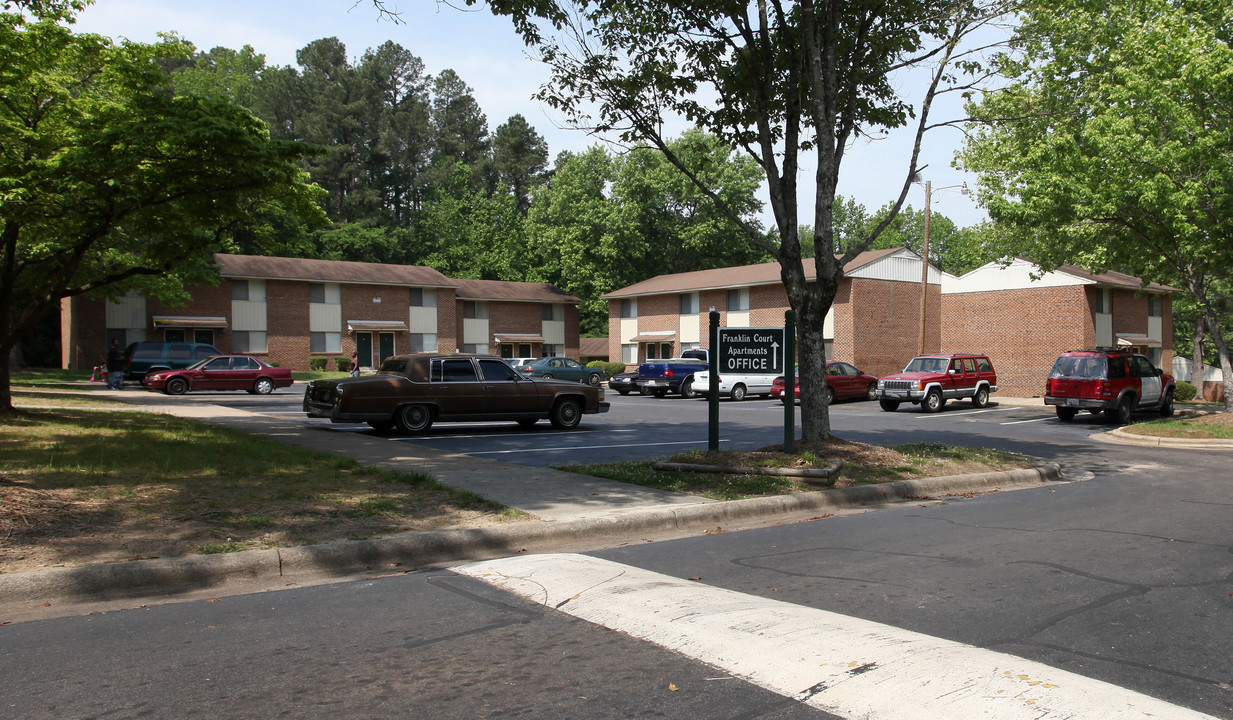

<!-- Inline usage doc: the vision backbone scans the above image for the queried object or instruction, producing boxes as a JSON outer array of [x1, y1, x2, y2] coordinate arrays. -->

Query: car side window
[[827, 364, 841, 376], [440, 358, 478, 382], [204, 357, 231, 370], [169, 344, 192, 360], [963, 358, 977, 373], [1130, 356, 1155, 378], [977, 357, 992, 372], [479, 359, 519, 381], [1107, 356, 1127, 379], [950, 359, 963, 373], [237, 357, 258, 370]]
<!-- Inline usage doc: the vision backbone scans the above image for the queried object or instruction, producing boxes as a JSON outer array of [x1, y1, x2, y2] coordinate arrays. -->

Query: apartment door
[[379, 332, 395, 364], [356, 333, 373, 368]]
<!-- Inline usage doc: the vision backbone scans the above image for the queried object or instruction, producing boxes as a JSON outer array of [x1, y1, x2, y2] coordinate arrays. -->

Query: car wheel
[[517, 418, 538, 428], [165, 378, 188, 395], [865, 382, 877, 401], [922, 389, 943, 413], [653, 388, 669, 398], [542, 373, 553, 380], [972, 386, 990, 408], [1056, 407, 1077, 421], [1107, 396, 1133, 425], [680, 378, 695, 398], [617, 388, 631, 396], [731, 384, 747, 401], [549, 398, 582, 429], [253, 378, 275, 395], [879, 399, 900, 412], [1160, 389, 1174, 418], [639, 386, 652, 396], [587, 373, 602, 387], [823, 386, 834, 405], [396, 404, 434, 434]]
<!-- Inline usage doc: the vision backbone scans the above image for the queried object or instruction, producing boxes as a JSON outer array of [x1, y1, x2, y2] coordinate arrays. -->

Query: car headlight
[[877, 379, 885, 388], [149, 374, 163, 381]]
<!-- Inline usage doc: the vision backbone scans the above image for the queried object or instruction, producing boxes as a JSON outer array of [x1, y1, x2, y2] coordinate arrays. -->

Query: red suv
[[1044, 350, 1174, 424], [876, 353, 998, 412]]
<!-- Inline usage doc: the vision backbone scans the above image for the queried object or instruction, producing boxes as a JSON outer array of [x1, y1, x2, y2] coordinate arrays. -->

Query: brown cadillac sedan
[[303, 353, 609, 434]]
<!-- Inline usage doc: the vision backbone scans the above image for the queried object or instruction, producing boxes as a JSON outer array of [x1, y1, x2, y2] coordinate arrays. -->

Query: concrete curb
[[1097, 429, 1233, 449], [0, 464, 1062, 609]]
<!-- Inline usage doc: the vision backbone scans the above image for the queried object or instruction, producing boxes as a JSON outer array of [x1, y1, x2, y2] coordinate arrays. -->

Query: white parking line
[[458, 554, 1220, 720], [464, 439, 727, 455], [913, 407, 1017, 419], [1001, 417, 1054, 425]]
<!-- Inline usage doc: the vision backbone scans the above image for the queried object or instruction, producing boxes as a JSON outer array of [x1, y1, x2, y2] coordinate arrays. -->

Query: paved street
[[3, 386, 1230, 718]]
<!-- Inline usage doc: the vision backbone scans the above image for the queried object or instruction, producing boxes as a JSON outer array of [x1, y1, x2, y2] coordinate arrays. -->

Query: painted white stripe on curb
[[457, 553, 1217, 720]]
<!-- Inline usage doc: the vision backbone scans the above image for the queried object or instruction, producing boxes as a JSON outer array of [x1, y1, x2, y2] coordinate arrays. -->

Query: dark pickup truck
[[636, 349, 711, 398]]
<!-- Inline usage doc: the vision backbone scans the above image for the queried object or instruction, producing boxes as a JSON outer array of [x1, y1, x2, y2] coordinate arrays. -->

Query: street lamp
[[912, 178, 968, 355]]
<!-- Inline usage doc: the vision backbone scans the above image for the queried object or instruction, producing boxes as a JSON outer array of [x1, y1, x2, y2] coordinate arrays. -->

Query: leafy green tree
[[492, 113, 550, 212], [0, 4, 326, 410], [415, 163, 528, 280], [960, 0, 1233, 409], [468, 0, 1006, 441], [430, 69, 491, 189]]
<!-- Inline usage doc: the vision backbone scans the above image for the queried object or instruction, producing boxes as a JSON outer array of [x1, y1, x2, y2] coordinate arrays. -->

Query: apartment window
[[679, 293, 699, 315], [621, 343, 637, 363], [233, 331, 267, 353], [463, 301, 488, 319], [310, 283, 325, 304], [620, 298, 637, 319], [310, 332, 341, 353], [407, 333, 437, 353], [232, 279, 266, 302], [164, 329, 185, 343], [1148, 294, 1162, 317], [542, 344, 560, 356], [542, 303, 564, 321], [1093, 288, 1113, 314], [727, 288, 749, 311], [232, 280, 249, 301], [461, 343, 489, 354], [409, 288, 437, 307], [194, 330, 215, 345]]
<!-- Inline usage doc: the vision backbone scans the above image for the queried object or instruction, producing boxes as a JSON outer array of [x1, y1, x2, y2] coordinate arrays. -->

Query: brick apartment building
[[61, 254, 583, 372], [603, 249, 942, 380], [941, 258, 1174, 397], [604, 250, 1175, 397]]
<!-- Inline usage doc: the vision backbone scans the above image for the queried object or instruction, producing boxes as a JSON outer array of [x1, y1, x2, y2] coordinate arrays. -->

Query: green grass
[[1122, 416, 1233, 439]]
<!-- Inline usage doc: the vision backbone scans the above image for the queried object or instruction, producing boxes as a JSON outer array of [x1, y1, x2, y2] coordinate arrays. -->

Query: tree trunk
[[1199, 304, 1233, 412], [1191, 315, 1205, 399]]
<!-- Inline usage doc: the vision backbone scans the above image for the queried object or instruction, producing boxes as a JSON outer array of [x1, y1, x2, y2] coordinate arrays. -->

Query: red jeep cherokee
[[1043, 350, 1175, 424], [876, 353, 998, 413]]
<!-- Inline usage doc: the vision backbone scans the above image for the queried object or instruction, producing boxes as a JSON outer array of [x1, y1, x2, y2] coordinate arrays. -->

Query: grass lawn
[[1121, 410, 1233, 439], [1, 406, 522, 574]]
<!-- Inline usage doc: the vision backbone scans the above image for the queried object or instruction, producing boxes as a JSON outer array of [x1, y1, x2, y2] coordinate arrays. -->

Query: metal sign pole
[[784, 310, 795, 453], [708, 309, 720, 451]]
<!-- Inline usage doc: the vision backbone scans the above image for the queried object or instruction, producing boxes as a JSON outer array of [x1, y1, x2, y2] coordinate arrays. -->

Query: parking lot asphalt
[[2, 381, 1220, 621]]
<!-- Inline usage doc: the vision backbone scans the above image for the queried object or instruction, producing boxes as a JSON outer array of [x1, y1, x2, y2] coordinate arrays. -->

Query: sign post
[[708, 310, 720, 451], [783, 311, 795, 453]]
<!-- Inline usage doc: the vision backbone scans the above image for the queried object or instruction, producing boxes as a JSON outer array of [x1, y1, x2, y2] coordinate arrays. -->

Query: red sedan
[[770, 361, 878, 404], [143, 355, 294, 395]]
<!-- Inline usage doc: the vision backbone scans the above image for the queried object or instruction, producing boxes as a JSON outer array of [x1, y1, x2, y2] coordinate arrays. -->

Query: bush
[[1175, 381, 1198, 402], [334, 356, 351, 372], [587, 360, 627, 379], [308, 357, 327, 372], [266, 360, 280, 367]]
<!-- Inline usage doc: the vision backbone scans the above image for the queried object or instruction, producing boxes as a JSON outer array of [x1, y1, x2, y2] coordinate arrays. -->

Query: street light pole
[[919, 180, 931, 355]]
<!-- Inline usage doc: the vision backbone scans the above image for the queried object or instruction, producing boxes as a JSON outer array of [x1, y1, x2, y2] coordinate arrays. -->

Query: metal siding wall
[[463, 317, 490, 344], [309, 303, 341, 332], [543, 319, 566, 345], [106, 297, 146, 328], [231, 300, 267, 331], [408, 306, 438, 333]]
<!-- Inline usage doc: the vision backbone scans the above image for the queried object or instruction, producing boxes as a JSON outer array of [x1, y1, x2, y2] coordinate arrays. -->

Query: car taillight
[[1100, 380, 1112, 397], [521, 367, 532, 373], [664, 369, 674, 378]]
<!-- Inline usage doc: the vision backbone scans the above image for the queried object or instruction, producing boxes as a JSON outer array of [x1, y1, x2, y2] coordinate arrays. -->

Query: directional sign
[[717, 327, 785, 375]]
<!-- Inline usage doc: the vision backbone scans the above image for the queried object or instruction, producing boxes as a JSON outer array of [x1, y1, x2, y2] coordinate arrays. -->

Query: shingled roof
[[452, 278, 581, 304], [215, 254, 456, 288], [601, 248, 902, 299], [1056, 264, 1177, 293]]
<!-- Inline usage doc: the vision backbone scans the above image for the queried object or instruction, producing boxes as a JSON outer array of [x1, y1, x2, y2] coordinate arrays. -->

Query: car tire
[[639, 386, 652, 396], [653, 388, 668, 398], [865, 382, 877, 401], [587, 373, 602, 387], [1056, 407, 1077, 421], [617, 388, 631, 396], [879, 399, 900, 412], [922, 389, 944, 413], [1107, 396, 1133, 425], [165, 378, 188, 395], [731, 384, 747, 401], [680, 378, 695, 398], [542, 373, 553, 380], [1160, 389, 1174, 418], [517, 418, 538, 428], [396, 404, 433, 434], [253, 378, 275, 395], [549, 398, 582, 429], [972, 386, 990, 408], [823, 386, 834, 405]]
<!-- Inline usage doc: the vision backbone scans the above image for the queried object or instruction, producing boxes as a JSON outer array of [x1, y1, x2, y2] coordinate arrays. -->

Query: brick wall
[[436, 288, 457, 352], [61, 297, 107, 370], [845, 279, 941, 379], [943, 285, 1090, 397]]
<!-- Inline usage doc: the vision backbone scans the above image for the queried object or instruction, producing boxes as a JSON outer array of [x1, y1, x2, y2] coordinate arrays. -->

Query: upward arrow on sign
[[771, 341, 779, 369]]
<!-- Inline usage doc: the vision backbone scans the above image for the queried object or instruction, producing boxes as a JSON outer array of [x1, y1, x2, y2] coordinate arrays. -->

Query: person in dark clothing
[[106, 339, 125, 389]]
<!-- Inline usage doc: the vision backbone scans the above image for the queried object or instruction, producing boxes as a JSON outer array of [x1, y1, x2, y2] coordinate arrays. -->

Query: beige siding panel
[[620, 317, 638, 343], [728, 310, 750, 326], [679, 313, 700, 344], [1148, 316, 1162, 343], [847, 251, 941, 284], [408, 306, 438, 333], [231, 300, 267, 332], [106, 297, 147, 329], [1095, 312, 1113, 347], [310, 303, 342, 333], [823, 308, 834, 339], [543, 319, 566, 345], [463, 317, 490, 344]]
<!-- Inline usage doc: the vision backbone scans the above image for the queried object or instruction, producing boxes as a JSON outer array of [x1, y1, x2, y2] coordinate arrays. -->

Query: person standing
[[349, 351, 361, 377], [106, 339, 125, 389]]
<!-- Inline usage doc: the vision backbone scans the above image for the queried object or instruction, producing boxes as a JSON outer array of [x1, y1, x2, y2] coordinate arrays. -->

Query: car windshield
[[903, 357, 947, 374], [1050, 355, 1106, 379], [184, 358, 211, 370]]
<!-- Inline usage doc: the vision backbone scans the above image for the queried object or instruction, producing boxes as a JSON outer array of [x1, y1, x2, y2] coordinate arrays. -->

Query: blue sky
[[73, 0, 987, 229]]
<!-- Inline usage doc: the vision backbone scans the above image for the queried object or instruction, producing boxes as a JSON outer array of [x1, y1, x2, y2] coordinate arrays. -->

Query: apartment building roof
[[215, 254, 456, 288], [453, 278, 582, 304]]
